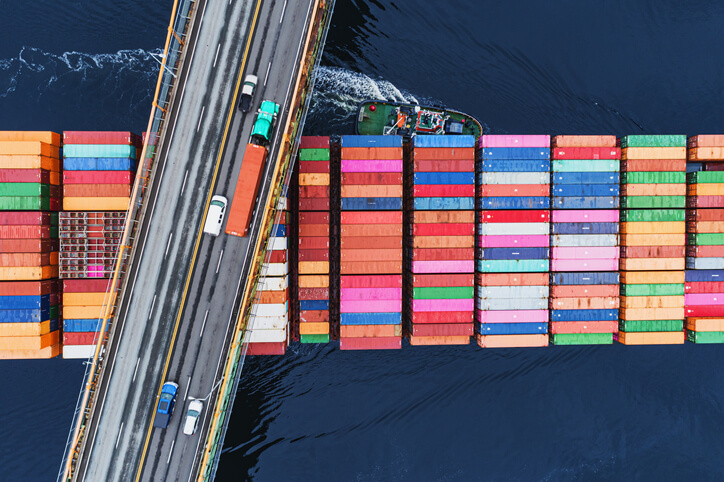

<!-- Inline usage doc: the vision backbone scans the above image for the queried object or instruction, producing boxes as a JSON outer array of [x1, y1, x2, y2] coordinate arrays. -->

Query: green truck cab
[[251, 100, 280, 145]]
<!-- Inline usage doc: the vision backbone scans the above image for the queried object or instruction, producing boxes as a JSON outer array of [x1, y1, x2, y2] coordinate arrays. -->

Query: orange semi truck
[[225, 143, 268, 237]]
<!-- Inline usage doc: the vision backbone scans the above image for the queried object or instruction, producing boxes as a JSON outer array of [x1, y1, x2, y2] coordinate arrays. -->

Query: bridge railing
[[58, 1, 199, 480], [198, 1, 337, 479]]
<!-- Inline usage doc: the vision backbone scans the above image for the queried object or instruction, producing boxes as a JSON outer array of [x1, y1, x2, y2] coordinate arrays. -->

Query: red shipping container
[[340, 275, 402, 288], [299, 310, 330, 323], [298, 198, 330, 211], [552, 147, 620, 160], [0, 239, 58, 253], [0, 280, 57, 296], [413, 147, 475, 160], [299, 136, 330, 149], [704, 163, 724, 171], [63, 171, 133, 184], [339, 336, 401, 350], [298, 249, 329, 261], [549, 321, 617, 334], [687, 196, 724, 208], [298, 224, 329, 237], [63, 279, 111, 293], [267, 250, 287, 263], [414, 159, 475, 172], [63, 184, 131, 197], [687, 209, 724, 222], [621, 159, 687, 172], [479, 184, 549, 197], [341, 236, 402, 249], [298, 161, 330, 174], [341, 211, 402, 224], [408, 311, 473, 324], [550, 285, 619, 298], [552, 135, 617, 147], [411, 247, 474, 261], [687, 245, 724, 258], [341, 147, 402, 160], [298, 237, 329, 250], [298, 287, 329, 300], [0, 226, 51, 239], [408, 323, 473, 336], [685, 305, 724, 317], [0, 212, 54, 225], [685, 282, 724, 293], [63, 131, 141, 146], [246, 342, 286, 355], [341, 172, 403, 185], [63, 332, 98, 346], [413, 184, 475, 197], [412, 273, 474, 287], [298, 185, 329, 199], [0, 169, 58, 184], [476, 272, 549, 286], [341, 248, 401, 262], [620, 246, 685, 258], [299, 212, 330, 224], [478, 210, 550, 223], [413, 223, 474, 236]]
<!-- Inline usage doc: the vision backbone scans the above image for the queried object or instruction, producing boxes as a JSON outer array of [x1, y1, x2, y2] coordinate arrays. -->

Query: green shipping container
[[620, 284, 685, 296], [622, 172, 685, 184], [0, 183, 50, 197], [687, 330, 724, 344], [687, 233, 724, 246], [620, 135, 687, 148], [300, 334, 329, 344], [50, 212, 59, 225], [687, 171, 724, 184], [299, 148, 330, 161], [550, 333, 613, 345], [0, 196, 51, 210], [50, 226, 59, 238], [621, 196, 686, 209], [620, 209, 685, 222], [552, 159, 620, 172], [412, 286, 474, 299], [63, 144, 136, 158], [619, 320, 683, 332]]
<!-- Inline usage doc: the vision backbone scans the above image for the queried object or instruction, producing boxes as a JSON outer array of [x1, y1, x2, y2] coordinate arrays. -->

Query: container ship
[[356, 100, 482, 138]]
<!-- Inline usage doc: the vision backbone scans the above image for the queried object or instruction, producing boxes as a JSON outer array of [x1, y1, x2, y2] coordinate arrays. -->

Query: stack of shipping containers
[[245, 198, 290, 355], [339, 136, 403, 350], [685, 135, 724, 343], [476, 135, 550, 348], [62, 279, 109, 358], [618, 135, 687, 345], [549, 136, 620, 345], [296, 136, 331, 344], [0, 132, 61, 359], [404, 135, 475, 345]]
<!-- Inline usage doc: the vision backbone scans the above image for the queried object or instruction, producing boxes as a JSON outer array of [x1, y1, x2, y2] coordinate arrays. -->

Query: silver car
[[183, 400, 204, 436]]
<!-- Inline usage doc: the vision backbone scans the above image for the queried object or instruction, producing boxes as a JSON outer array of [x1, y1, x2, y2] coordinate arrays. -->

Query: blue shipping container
[[551, 172, 620, 184], [476, 259, 550, 273], [63, 158, 136, 171], [300, 300, 329, 311], [340, 312, 402, 325], [478, 196, 550, 210], [552, 222, 619, 235], [478, 322, 548, 335], [0, 308, 50, 323], [552, 196, 619, 209], [413, 135, 475, 148], [477, 247, 550, 260], [481, 148, 550, 160], [63, 318, 102, 333], [552, 184, 619, 197], [413, 172, 475, 185], [550, 309, 619, 322], [480, 160, 550, 172], [414, 197, 474, 210], [0, 294, 52, 310], [271, 224, 287, 237], [341, 197, 403, 211], [684, 270, 724, 282], [341, 135, 402, 148], [550, 272, 620, 285]]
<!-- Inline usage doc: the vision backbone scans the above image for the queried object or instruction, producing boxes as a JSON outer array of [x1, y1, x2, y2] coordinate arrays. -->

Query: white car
[[238, 74, 258, 112], [203, 195, 227, 236], [183, 399, 204, 436]]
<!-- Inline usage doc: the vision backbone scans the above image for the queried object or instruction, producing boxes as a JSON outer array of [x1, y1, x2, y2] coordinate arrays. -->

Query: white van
[[203, 195, 227, 236]]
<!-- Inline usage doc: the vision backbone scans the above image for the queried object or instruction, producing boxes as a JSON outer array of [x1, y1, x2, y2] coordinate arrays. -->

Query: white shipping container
[[268, 236, 288, 251], [62, 344, 95, 359], [476, 285, 549, 299], [476, 297, 548, 311], [257, 275, 289, 291], [253, 302, 288, 317], [248, 314, 288, 330], [478, 222, 550, 235], [550, 234, 618, 247], [245, 327, 287, 343], [480, 172, 549, 185], [261, 261, 289, 277]]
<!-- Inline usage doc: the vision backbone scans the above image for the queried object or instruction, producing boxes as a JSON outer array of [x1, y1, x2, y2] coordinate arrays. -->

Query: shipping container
[[226, 144, 267, 237]]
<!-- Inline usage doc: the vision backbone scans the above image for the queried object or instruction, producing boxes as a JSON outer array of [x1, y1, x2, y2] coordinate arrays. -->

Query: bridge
[[59, 0, 334, 480]]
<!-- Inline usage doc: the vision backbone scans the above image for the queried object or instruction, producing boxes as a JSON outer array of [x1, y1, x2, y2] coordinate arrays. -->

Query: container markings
[[197, 105, 205, 132], [200, 310, 209, 338], [115, 423, 124, 449], [213, 44, 221, 68], [181, 170, 189, 195], [165, 233, 174, 258], [132, 357, 141, 383], [166, 440, 175, 464], [216, 250, 224, 273], [279, 0, 287, 23], [264, 61, 272, 86], [148, 295, 157, 320]]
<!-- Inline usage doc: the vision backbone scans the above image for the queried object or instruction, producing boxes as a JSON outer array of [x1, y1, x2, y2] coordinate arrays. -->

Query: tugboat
[[355, 99, 482, 139]]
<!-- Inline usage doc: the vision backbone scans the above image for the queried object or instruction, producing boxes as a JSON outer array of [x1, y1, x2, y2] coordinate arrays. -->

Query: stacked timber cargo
[[404, 135, 475, 346], [339, 136, 403, 350], [685, 135, 724, 343], [62, 279, 109, 359], [62, 131, 139, 211], [549, 136, 620, 345], [59, 212, 125, 278], [246, 201, 290, 355], [296, 137, 331, 344], [476, 135, 550, 348], [618, 135, 687, 345]]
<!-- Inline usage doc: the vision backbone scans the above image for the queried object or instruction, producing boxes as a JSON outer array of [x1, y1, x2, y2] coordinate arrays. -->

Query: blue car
[[153, 381, 179, 428]]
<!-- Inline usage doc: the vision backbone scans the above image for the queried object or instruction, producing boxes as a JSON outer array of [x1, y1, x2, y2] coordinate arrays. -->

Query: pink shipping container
[[63, 131, 141, 146], [0, 213, 54, 225], [340, 300, 402, 313], [340, 275, 402, 288], [552, 247, 620, 259], [479, 135, 550, 148], [478, 235, 550, 248], [685, 294, 724, 305], [340, 160, 403, 172], [477, 309, 549, 323], [339, 287, 403, 301], [412, 299, 474, 312], [411, 260, 475, 273], [551, 210, 619, 223], [551, 259, 620, 271], [63, 171, 132, 184]]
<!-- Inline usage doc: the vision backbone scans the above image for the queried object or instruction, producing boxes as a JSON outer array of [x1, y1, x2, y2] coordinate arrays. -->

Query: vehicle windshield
[[188, 410, 200, 417], [210, 200, 224, 208]]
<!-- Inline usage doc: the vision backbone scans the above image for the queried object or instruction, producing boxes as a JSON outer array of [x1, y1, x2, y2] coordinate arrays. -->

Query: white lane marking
[[164, 232, 173, 258], [148, 295, 156, 320], [115, 423, 123, 449], [166, 440, 175, 464], [196, 105, 205, 132], [279, 0, 287, 23], [181, 170, 189, 195], [216, 250, 224, 274], [200, 310, 209, 338], [213, 44, 221, 68], [132, 358, 141, 383], [264, 61, 272, 86], [184, 376, 191, 400]]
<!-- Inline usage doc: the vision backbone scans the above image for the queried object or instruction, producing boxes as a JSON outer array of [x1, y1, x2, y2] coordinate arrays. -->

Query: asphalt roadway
[[74, 0, 317, 480]]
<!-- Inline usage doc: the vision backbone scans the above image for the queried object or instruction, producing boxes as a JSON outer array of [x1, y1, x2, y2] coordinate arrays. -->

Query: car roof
[[189, 400, 203, 411], [244, 74, 258, 83]]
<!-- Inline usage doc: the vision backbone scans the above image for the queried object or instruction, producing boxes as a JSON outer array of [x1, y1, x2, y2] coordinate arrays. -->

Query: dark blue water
[[2, 0, 724, 480]]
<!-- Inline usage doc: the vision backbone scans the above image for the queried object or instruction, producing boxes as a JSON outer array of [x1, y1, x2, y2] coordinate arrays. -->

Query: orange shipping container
[[476, 272, 549, 286], [686, 318, 724, 331], [620, 258, 685, 271], [0, 131, 61, 145], [413, 210, 475, 224], [413, 147, 475, 160], [341, 224, 402, 237], [690, 222, 724, 233], [298, 224, 329, 237], [298, 275, 329, 288], [621, 159, 686, 172], [688, 135, 724, 147], [0, 141, 59, 158], [0, 266, 58, 280], [0, 155, 60, 171], [298, 261, 329, 275], [620, 271, 685, 284], [475, 334, 548, 348], [621, 184, 686, 196], [408, 335, 470, 346], [0, 320, 56, 337], [687, 184, 724, 196], [299, 322, 330, 335], [621, 295, 685, 309], [299, 173, 330, 186], [340, 261, 401, 275], [341, 211, 402, 224], [341, 236, 402, 249], [0, 343, 60, 359], [63, 292, 108, 306], [341, 248, 401, 262], [617, 332, 684, 345], [0, 330, 59, 350], [341, 184, 403, 198], [621, 147, 686, 160], [620, 222, 684, 234], [552, 135, 617, 147], [549, 297, 619, 310], [620, 234, 685, 246], [226, 144, 267, 237], [256, 289, 289, 304], [341, 147, 403, 160], [63, 197, 129, 211], [688, 147, 724, 160], [620, 307, 685, 320], [412, 235, 474, 249], [63, 306, 104, 319], [63, 184, 131, 197], [340, 324, 401, 338], [0, 252, 55, 267]]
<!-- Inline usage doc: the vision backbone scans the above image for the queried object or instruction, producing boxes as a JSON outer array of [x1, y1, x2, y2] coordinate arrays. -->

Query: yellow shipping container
[[63, 306, 104, 319], [617, 331, 685, 345], [694, 221, 724, 233], [620, 258, 685, 271], [63, 292, 107, 306], [0, 131, 61, 145], [620, 233, 685, 246], [622, 184, 686, 196], [688, 183, 724, 196], [298, 173, 330, 186], [0, 330, 59, 350], [0, 320, 55, 337], [298, 261, 329, 275], [0, 266, 58, 280], [620, 222, 684, 234], [0, 141, 59, 158], [298, 274, 329, 288], [621, 271, 685, 284], [0, 343, 60, 359], [621, 146, 686, 160], [621, 295, 685, 309], [0, 155, 60, 171], [620, 307, 685, 320], [299, 322, 329, 335], [686, 318, 724, 331], [63, 197, 130, 211]]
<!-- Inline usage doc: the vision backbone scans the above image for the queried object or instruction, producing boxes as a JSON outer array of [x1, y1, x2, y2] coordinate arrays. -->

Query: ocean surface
[[1, 0, 724, 480]]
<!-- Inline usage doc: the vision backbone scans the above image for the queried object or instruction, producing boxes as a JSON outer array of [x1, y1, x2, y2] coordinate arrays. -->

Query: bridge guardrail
[[58, 1, 198, 480]]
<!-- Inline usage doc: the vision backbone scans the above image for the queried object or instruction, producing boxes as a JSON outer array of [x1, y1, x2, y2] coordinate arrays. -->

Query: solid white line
[[166, 440, 175, 464], [164, 232, 173, 258], [184, 376, 191, 400], [216, 250, 224, 274], [115, 423, 123, 449], [132, 358, 141, 383], [200, 310, 209, 338], [148, 295, 157, 320], [181, 170, 189, 195], [196, 105, 205, 132], [279, 0, 287, 23], [213, 44, 221, 68], [264, 61, 272, 86]]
